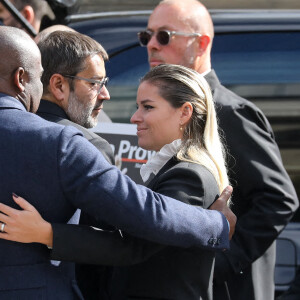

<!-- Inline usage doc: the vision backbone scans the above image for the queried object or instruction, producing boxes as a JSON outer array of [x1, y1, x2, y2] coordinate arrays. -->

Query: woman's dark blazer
[[109, 156, 220, 300]]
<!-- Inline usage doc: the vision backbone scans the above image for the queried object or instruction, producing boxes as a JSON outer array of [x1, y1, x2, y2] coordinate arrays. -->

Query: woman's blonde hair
[[141, 64, 229, 193]]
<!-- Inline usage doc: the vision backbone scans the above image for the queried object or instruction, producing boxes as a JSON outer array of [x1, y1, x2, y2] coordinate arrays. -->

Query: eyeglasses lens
[[156, 31, 170, 45], [139, 31, 152, 46], [97, 78, 109, 94]]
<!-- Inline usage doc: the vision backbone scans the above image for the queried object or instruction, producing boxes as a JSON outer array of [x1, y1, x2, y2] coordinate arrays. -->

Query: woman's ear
[[13, 67, 26, 92], [180, 102, 193, 125], [48, 74, 68, 102]]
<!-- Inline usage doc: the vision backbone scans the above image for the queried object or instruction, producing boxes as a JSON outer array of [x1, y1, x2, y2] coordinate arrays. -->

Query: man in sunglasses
[[138, 1, 299, 299]]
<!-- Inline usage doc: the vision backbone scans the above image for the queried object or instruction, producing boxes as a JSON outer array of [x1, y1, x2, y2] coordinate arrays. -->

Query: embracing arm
[[51, 164, 233, 264], [0, 128, 234, 252], [0, 195, 162, 265], [0, 185, 233, 265], [0, 177, 233, 267], [58, 132, 232, 249]]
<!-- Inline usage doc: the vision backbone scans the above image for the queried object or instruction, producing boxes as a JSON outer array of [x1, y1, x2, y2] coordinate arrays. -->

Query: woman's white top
[[140, 139, 181, 183]]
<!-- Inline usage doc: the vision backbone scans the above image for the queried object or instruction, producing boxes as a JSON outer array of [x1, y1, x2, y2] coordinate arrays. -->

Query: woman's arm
[[0, 194, 163, 265]]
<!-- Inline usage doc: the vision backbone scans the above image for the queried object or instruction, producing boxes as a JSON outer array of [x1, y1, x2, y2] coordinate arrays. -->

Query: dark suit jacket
[[37, 100, 115, 300], [205, 71, 299, 300], [0, 94, 230, 299], [108, 157, 219, 300]]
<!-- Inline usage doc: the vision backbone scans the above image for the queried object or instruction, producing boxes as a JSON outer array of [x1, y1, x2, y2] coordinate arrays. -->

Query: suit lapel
[[146, 156, 179, 189]]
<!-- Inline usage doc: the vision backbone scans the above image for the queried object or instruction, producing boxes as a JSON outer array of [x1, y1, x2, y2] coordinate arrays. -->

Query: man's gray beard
[[66, 92, 97, 128]]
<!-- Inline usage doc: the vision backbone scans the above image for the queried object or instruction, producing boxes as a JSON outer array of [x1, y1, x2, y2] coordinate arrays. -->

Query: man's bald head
[[146, 0, 214, 73], [0, 26, 43, 112], [0, 26, 38, 77], [159, 0, 214, 39]]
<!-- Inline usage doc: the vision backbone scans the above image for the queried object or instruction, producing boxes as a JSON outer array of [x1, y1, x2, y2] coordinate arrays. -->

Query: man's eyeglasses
[[62, 75, 109, 95], [138, 30, 202, 47]]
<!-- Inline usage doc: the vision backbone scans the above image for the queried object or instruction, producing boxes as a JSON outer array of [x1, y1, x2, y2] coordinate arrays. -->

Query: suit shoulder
[[214, 84, 261, 113], [155, 160, 219, 208], [54, 120, 114, 164], [213, 84, 272, 130], [169, 161, 218, 187]]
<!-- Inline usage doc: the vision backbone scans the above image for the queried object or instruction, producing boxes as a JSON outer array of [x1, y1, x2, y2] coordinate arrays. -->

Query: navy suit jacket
[[0, 93, 229, 299]]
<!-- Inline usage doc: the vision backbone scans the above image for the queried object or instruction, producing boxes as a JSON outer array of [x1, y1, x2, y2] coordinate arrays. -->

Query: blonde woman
[[107, 64, 229, 299]]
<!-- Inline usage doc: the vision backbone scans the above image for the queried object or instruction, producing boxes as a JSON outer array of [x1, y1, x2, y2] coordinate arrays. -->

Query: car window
[[105, 31, 300, 121], [105, 46, 148, 123]]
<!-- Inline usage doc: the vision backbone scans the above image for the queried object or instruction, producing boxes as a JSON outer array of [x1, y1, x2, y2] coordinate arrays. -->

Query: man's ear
[[180, 102, 193, 125], [21, 5, 35, 25], [48, 74, 69, 103], [13, 67, 26, 92], [196, 34, 211, 55]]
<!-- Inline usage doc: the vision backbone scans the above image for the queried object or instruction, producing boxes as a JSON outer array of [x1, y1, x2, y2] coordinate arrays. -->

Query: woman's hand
[[0, 194, 53, 247]]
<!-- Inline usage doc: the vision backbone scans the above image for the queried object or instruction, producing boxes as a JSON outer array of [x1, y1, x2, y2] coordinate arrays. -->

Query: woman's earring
[[180, 124, 183, 131]]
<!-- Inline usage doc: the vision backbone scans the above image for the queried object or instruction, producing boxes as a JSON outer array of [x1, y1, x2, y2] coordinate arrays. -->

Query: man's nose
[[98, 85, 110, 100], [147, 33, 161, 50]]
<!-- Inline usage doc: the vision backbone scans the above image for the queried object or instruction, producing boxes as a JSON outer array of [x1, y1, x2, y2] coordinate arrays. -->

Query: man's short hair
[[37, 30, 108, 93]]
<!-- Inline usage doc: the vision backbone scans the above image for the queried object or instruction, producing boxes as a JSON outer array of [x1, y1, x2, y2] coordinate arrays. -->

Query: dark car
[[68, 9, 300, 295]]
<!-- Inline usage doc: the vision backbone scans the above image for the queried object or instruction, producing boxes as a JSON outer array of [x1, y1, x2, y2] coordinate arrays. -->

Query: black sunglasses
[[138, 30, 202, 47]]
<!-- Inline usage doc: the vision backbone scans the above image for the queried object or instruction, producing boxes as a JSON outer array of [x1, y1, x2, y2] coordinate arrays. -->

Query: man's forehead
[[148, 4, 189, 31], [80, 54, 106, 76]]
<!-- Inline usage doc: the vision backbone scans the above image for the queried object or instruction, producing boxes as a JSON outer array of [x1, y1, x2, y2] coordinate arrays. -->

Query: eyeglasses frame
[[138, 29, 202, 47], [62, 74, 109, 95]]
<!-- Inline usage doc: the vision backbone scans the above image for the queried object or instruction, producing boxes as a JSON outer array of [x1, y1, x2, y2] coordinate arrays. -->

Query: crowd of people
[[0, 0, 298, 299]]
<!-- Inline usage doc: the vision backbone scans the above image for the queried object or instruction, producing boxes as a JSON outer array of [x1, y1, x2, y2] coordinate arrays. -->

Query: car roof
[[68, 9, 300, 55]]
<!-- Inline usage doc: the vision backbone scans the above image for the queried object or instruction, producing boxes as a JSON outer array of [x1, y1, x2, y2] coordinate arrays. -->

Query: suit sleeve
[[57, 129, 229, 249], [89, 136, 115, 165], [51, 224, 163, 265], [51, 164, 222, 264], [214, 102, 299, 281]]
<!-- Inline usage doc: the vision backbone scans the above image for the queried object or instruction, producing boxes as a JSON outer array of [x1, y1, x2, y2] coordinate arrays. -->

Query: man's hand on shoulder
[[210, 186, 236, 240]]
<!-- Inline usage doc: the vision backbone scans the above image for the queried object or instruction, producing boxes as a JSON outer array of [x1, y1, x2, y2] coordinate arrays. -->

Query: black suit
[[37, 100, 114, 300], [205, 70, 299, 300], [108, 157, 219, 300]]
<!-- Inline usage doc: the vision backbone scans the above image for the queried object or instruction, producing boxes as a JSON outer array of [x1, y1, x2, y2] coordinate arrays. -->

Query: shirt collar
[[201, 69, 211, 77], [0, 93, 27, 111], [140, 139, 181, 183]]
